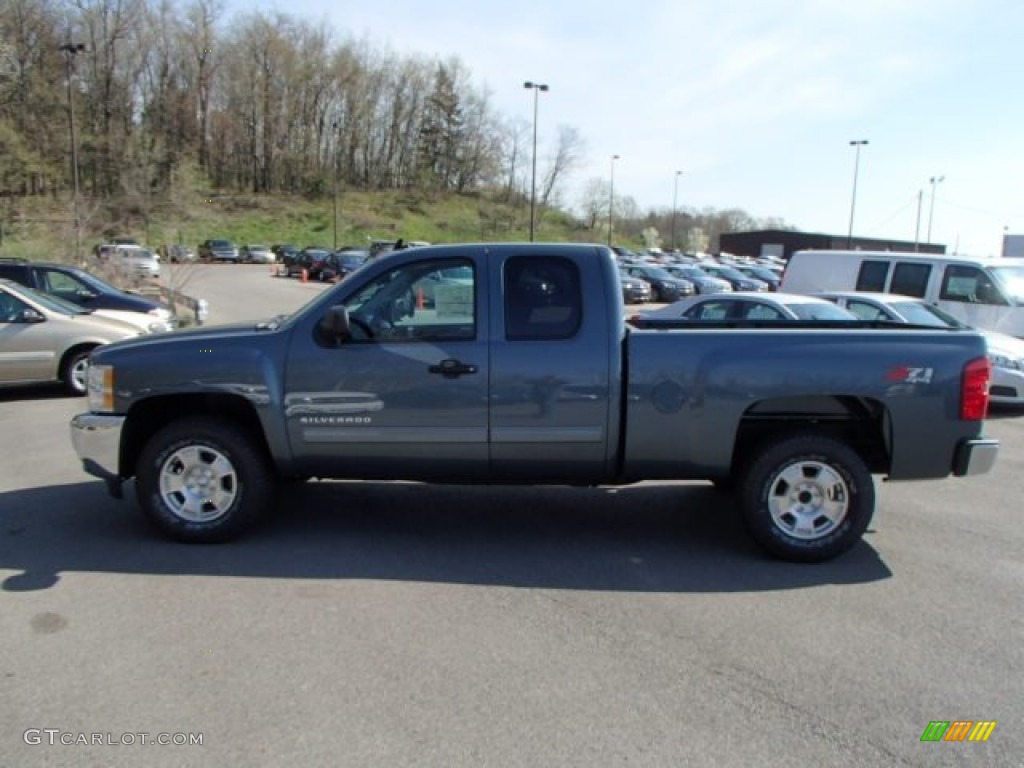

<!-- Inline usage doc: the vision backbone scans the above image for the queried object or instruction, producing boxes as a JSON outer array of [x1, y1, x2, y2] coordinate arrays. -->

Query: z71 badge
[[886, 366, 934, 384]]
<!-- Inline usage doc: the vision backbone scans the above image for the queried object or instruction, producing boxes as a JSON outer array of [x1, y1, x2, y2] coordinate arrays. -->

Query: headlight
[[988, 353, 1023, 371], [87, 364, 116, 413], [146, 320, 173, 333]]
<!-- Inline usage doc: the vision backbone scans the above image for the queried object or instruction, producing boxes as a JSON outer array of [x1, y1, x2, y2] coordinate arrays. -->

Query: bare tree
[[539, 124, 584, 208], [578, 177, 608, 231]]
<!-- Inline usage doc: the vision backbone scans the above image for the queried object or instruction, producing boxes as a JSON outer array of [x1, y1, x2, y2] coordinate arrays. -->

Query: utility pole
[[59, 40, 86, 263]]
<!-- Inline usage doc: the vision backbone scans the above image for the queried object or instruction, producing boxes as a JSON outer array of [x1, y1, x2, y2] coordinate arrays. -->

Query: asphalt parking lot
[[1, 264, 1021, 767]]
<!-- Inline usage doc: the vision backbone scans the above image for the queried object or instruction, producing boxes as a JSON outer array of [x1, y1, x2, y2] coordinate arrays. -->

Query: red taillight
[[961, 357, 991, 420]]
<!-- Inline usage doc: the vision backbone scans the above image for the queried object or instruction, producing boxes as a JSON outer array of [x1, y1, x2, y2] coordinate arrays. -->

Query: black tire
[[61, 347, 94, 396], [135, 417, 275, 543], [738, 433, 874, 563]]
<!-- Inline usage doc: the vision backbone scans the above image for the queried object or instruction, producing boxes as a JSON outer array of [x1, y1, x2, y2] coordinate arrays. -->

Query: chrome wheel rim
[[767, 459, 849, 540], [70, 358, 90, 393], [158, 445, 238, 523]]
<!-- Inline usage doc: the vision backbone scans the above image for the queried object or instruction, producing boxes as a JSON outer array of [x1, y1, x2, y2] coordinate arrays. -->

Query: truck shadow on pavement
[[0, 479, 892, 593]]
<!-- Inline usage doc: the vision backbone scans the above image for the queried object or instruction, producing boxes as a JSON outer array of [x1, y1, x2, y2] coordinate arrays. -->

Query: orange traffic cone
[[301, 268, 308, 283], [417, 287, 425, 309]]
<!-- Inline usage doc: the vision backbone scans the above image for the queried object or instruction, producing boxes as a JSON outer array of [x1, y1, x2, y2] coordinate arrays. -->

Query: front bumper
[[952, 437, 999, 477], [70, 413, 126, 498]]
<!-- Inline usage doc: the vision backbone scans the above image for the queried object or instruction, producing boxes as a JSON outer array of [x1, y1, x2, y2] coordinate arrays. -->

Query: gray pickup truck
[[70, 243, 999, 562]]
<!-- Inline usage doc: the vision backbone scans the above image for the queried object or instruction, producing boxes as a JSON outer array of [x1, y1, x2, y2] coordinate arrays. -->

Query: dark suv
[[0, 258, 175, 330], [198, 239, 239, 263]]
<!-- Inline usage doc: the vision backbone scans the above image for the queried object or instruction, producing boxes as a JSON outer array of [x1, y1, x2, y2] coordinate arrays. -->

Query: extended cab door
[[283, 253, 489, 480], [488, 251, 615, 482]]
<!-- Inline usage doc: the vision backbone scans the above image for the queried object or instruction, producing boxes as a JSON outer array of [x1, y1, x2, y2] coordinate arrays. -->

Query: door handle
[[428, 358, 478, 378]]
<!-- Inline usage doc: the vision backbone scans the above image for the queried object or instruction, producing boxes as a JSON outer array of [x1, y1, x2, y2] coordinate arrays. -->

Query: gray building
[[718, 229, 946, 261]]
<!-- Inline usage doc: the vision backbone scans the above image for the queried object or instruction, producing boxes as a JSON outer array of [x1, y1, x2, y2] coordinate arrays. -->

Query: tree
[[539, 124, 584, 208], [578, 177, 608, 231]]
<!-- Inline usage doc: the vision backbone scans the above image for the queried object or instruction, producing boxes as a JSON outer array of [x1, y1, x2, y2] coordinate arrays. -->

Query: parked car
[[279, 247, 334, 279], [240, 244, 276, 264], [816, 291, 1024, 406], [632, 292, 859, 324], [622, 264, 695, 302], [698, 263, 770, 292], [327, 249, 369, 280], [413, 264, 474, 307], [781, 248, 1024, 337], [198, 239, 240, 263], [662, 264, 733, 294], [0, 258, 176, 333], [302, 248, 334, 280], [165, 244, 196, 263], [618, 269, 653, 304], [0, 278, 140, 394], [112, 246, 161, 280], [271, 244, 300, 262], [733, 264, 782, 291]]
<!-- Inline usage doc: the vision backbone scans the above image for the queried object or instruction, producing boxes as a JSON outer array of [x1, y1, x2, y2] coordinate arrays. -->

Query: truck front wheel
[[135, 418, 274, 543], [739, 434, 874, 563]]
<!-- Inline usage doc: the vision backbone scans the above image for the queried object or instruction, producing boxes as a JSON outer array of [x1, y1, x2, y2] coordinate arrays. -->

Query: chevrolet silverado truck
[[70, 243, 999, 562]]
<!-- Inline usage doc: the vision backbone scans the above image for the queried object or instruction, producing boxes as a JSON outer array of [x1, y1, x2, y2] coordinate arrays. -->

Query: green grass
[[0, 188, 601, 262]]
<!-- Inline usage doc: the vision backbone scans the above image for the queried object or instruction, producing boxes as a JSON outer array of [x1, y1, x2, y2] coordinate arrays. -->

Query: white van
[[780, 250, 1024, 337]]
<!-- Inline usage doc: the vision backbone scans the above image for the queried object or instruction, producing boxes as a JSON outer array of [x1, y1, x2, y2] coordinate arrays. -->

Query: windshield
[[641, 267, 674, 280], [989, 265, 1024, 305], [16, 285, 89, 315], [70, 269, 118, 294], [888, 300, 964, 328], [707, 265, 747, 280], [787, 302, 858, 320], [672, 266, 709, 279]]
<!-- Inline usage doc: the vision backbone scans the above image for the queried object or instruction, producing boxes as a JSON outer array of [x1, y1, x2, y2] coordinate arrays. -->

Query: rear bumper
[[70, 413, 126, 498], [952, 437, 999, 477]]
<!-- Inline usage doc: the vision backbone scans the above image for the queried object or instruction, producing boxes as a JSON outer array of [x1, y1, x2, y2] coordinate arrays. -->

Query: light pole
[[670, 170, 682, 251], [927, 175, 945, 244], [608, 154, 620, 246], [59, 41, 86, 263], [523, 81, 548, 241], [332, 121, 339, 249], [846, 139, 868, 248], [914, 188, 923, 251]]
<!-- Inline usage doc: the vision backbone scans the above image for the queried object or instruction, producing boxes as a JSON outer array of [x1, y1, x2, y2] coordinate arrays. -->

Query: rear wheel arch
[[722, 396, 891, 484]]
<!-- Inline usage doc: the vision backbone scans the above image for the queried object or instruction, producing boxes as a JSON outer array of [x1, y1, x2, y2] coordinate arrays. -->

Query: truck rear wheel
[[738, 433, 874, 562], [135, 417, 274, 542]]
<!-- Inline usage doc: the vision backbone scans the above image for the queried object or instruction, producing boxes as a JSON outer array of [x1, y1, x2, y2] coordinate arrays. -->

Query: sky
[[231, 0, 1022, 256]]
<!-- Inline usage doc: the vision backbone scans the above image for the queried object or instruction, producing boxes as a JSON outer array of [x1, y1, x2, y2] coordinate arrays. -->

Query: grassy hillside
[[0, 187, 598, 262]]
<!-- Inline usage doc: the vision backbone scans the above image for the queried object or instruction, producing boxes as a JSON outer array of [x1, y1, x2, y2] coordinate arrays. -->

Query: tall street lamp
[[671, 170, 683, 251], [608, 154, 620, 246], [59, 41, 86, 263], [927, 175, 945, 244], [846, 139, 869, 248], [523, 81, 549, 242], [332, 120, 339, 249]]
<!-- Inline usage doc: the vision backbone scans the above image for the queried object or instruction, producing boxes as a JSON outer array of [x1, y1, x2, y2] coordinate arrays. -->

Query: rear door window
[[504, 256, 582, 341], [889, 263, 931, 298], [856, 260, 890, 291]]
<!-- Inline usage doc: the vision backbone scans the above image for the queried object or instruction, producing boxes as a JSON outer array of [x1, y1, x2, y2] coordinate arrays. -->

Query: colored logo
[[920, 721, 997, 742]]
